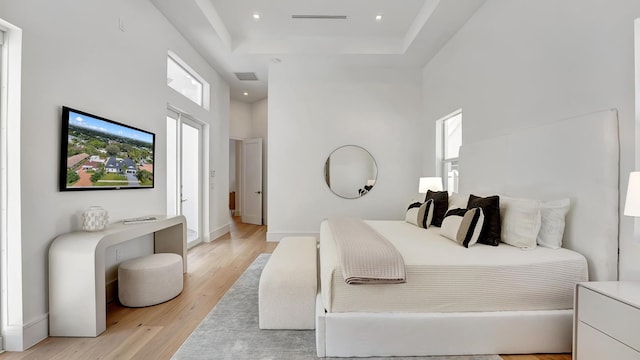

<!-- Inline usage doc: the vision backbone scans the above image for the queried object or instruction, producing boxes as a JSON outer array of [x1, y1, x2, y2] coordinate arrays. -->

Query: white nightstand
[[574, 282, 640, 360]]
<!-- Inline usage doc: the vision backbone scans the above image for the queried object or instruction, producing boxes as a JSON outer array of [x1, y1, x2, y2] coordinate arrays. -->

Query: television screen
[[59, 106, 155, 191]]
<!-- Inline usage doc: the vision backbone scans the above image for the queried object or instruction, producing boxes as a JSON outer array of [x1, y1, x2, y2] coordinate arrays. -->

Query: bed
[[321, 220, 587, 314], [315, 109, 620, 357]]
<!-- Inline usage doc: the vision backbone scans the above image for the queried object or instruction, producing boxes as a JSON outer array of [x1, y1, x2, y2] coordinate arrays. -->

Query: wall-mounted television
[[59, 106, 155, 191]]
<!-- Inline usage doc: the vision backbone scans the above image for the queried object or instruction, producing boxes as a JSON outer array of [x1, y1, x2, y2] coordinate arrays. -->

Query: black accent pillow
[[467, 194, 501, 246], [425, 190, 448, 227], [444, 208, 468, 217]]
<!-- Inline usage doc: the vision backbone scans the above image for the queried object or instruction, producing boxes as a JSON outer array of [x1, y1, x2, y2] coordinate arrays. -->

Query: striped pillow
[[440, 207, 485, 247], [405, 199, 435, 229]]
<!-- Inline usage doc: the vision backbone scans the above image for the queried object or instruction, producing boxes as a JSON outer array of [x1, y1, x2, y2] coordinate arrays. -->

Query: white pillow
[[499, 196, 542, 249], [447, 192, 469, 212], [440, 207, 484, 248], [537, 198, 571, 249]]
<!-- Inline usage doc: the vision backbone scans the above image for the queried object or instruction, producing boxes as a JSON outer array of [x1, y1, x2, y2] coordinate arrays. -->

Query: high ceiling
[[151, 0, 486, 103]]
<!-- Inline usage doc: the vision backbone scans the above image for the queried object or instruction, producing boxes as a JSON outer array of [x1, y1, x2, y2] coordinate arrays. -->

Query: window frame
[[436, 109, 462, 193], [167, 51, 210, 110]]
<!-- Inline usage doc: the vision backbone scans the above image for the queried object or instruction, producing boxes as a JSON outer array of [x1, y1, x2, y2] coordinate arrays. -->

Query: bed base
[[315, 295, 572, 357]]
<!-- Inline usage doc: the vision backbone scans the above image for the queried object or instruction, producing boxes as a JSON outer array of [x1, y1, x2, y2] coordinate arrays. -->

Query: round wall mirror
[[324, 145, 378, 199]]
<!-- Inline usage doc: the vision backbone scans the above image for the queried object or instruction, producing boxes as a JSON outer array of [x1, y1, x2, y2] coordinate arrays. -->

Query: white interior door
[[167, 111, 202, 245], [242, 138, 262, 225]]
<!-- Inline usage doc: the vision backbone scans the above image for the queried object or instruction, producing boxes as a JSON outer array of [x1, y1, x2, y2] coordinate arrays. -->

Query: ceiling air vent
[[234, 72, 259, 81], [291, 15, 348, 20]]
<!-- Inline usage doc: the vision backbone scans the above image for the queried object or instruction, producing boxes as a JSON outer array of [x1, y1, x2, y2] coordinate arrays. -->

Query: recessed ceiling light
[[253, 12, 260, 20], [243, 92, 249, 96], [375, 14, 383, 21]]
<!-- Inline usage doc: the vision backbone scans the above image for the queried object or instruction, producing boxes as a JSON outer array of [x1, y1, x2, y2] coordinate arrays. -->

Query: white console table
[[48, 215, 187, 337]]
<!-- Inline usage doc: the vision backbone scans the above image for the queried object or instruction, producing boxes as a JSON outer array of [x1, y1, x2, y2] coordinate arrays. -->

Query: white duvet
[[320, 220, 588, 313]]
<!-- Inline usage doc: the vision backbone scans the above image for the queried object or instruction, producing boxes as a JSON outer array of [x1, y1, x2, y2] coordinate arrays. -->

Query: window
[[166, 51, 209, 109], [0, 30, 4, 117], [436, 110, 462, 192], [0, 19, 23, 351]]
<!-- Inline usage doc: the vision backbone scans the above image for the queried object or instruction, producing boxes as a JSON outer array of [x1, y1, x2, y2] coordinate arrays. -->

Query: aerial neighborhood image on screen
[[62, 107, 155, 190]]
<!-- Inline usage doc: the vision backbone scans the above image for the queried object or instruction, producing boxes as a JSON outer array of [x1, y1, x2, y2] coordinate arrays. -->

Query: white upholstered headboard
[[459, 109, 619, 281]]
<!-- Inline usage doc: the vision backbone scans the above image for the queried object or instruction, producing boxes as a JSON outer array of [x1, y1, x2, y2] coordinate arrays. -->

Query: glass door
[[166, 110, 202, 246], [0, 30, 4, 350]]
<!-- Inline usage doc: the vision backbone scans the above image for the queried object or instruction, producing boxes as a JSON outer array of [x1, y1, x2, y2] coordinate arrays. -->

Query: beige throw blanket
[[328, 218, 406, 285]]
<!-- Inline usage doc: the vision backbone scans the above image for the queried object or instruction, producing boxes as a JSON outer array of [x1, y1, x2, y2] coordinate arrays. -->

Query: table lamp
[[418, 177, 443, 193], [624, 171, 640, 216]]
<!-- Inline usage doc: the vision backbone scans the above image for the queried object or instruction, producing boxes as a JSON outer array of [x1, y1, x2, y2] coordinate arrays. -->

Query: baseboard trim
[[187, 237, 203, 249], [266, 231, 320, 242], [4, 313, 48, 351], [209, 224, 230, 241]]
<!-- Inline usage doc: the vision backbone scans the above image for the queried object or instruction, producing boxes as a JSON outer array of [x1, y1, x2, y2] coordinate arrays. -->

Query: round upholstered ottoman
[[118, 253, 183, 307]]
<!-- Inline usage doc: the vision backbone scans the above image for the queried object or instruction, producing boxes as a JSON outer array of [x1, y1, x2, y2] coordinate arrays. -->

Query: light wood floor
[[0, 217, 572, 360]]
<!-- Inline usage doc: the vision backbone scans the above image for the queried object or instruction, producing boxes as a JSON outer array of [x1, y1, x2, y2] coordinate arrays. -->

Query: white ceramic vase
[[82, 206, 109, 232]]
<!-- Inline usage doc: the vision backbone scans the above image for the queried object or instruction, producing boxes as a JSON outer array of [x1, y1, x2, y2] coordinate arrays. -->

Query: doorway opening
[[228, 137, 263, 225], [229, 139, 241, 218]]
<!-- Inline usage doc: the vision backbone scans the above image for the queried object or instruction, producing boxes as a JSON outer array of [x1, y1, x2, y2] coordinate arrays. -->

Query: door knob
[[255, 191, 262, 194]]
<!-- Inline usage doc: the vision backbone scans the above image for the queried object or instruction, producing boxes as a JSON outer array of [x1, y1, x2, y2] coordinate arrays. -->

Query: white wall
[[0, 0, 229, 350], [422, 0, 640, 279], [252, 98, 269, 224], [208, 76, 231, 242], [229, 100, 253, 139], [267, 60, 423, 240]]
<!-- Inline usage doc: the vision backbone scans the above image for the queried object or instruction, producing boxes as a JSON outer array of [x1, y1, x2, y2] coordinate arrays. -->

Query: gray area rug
[[173, 254, 503, 360]]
